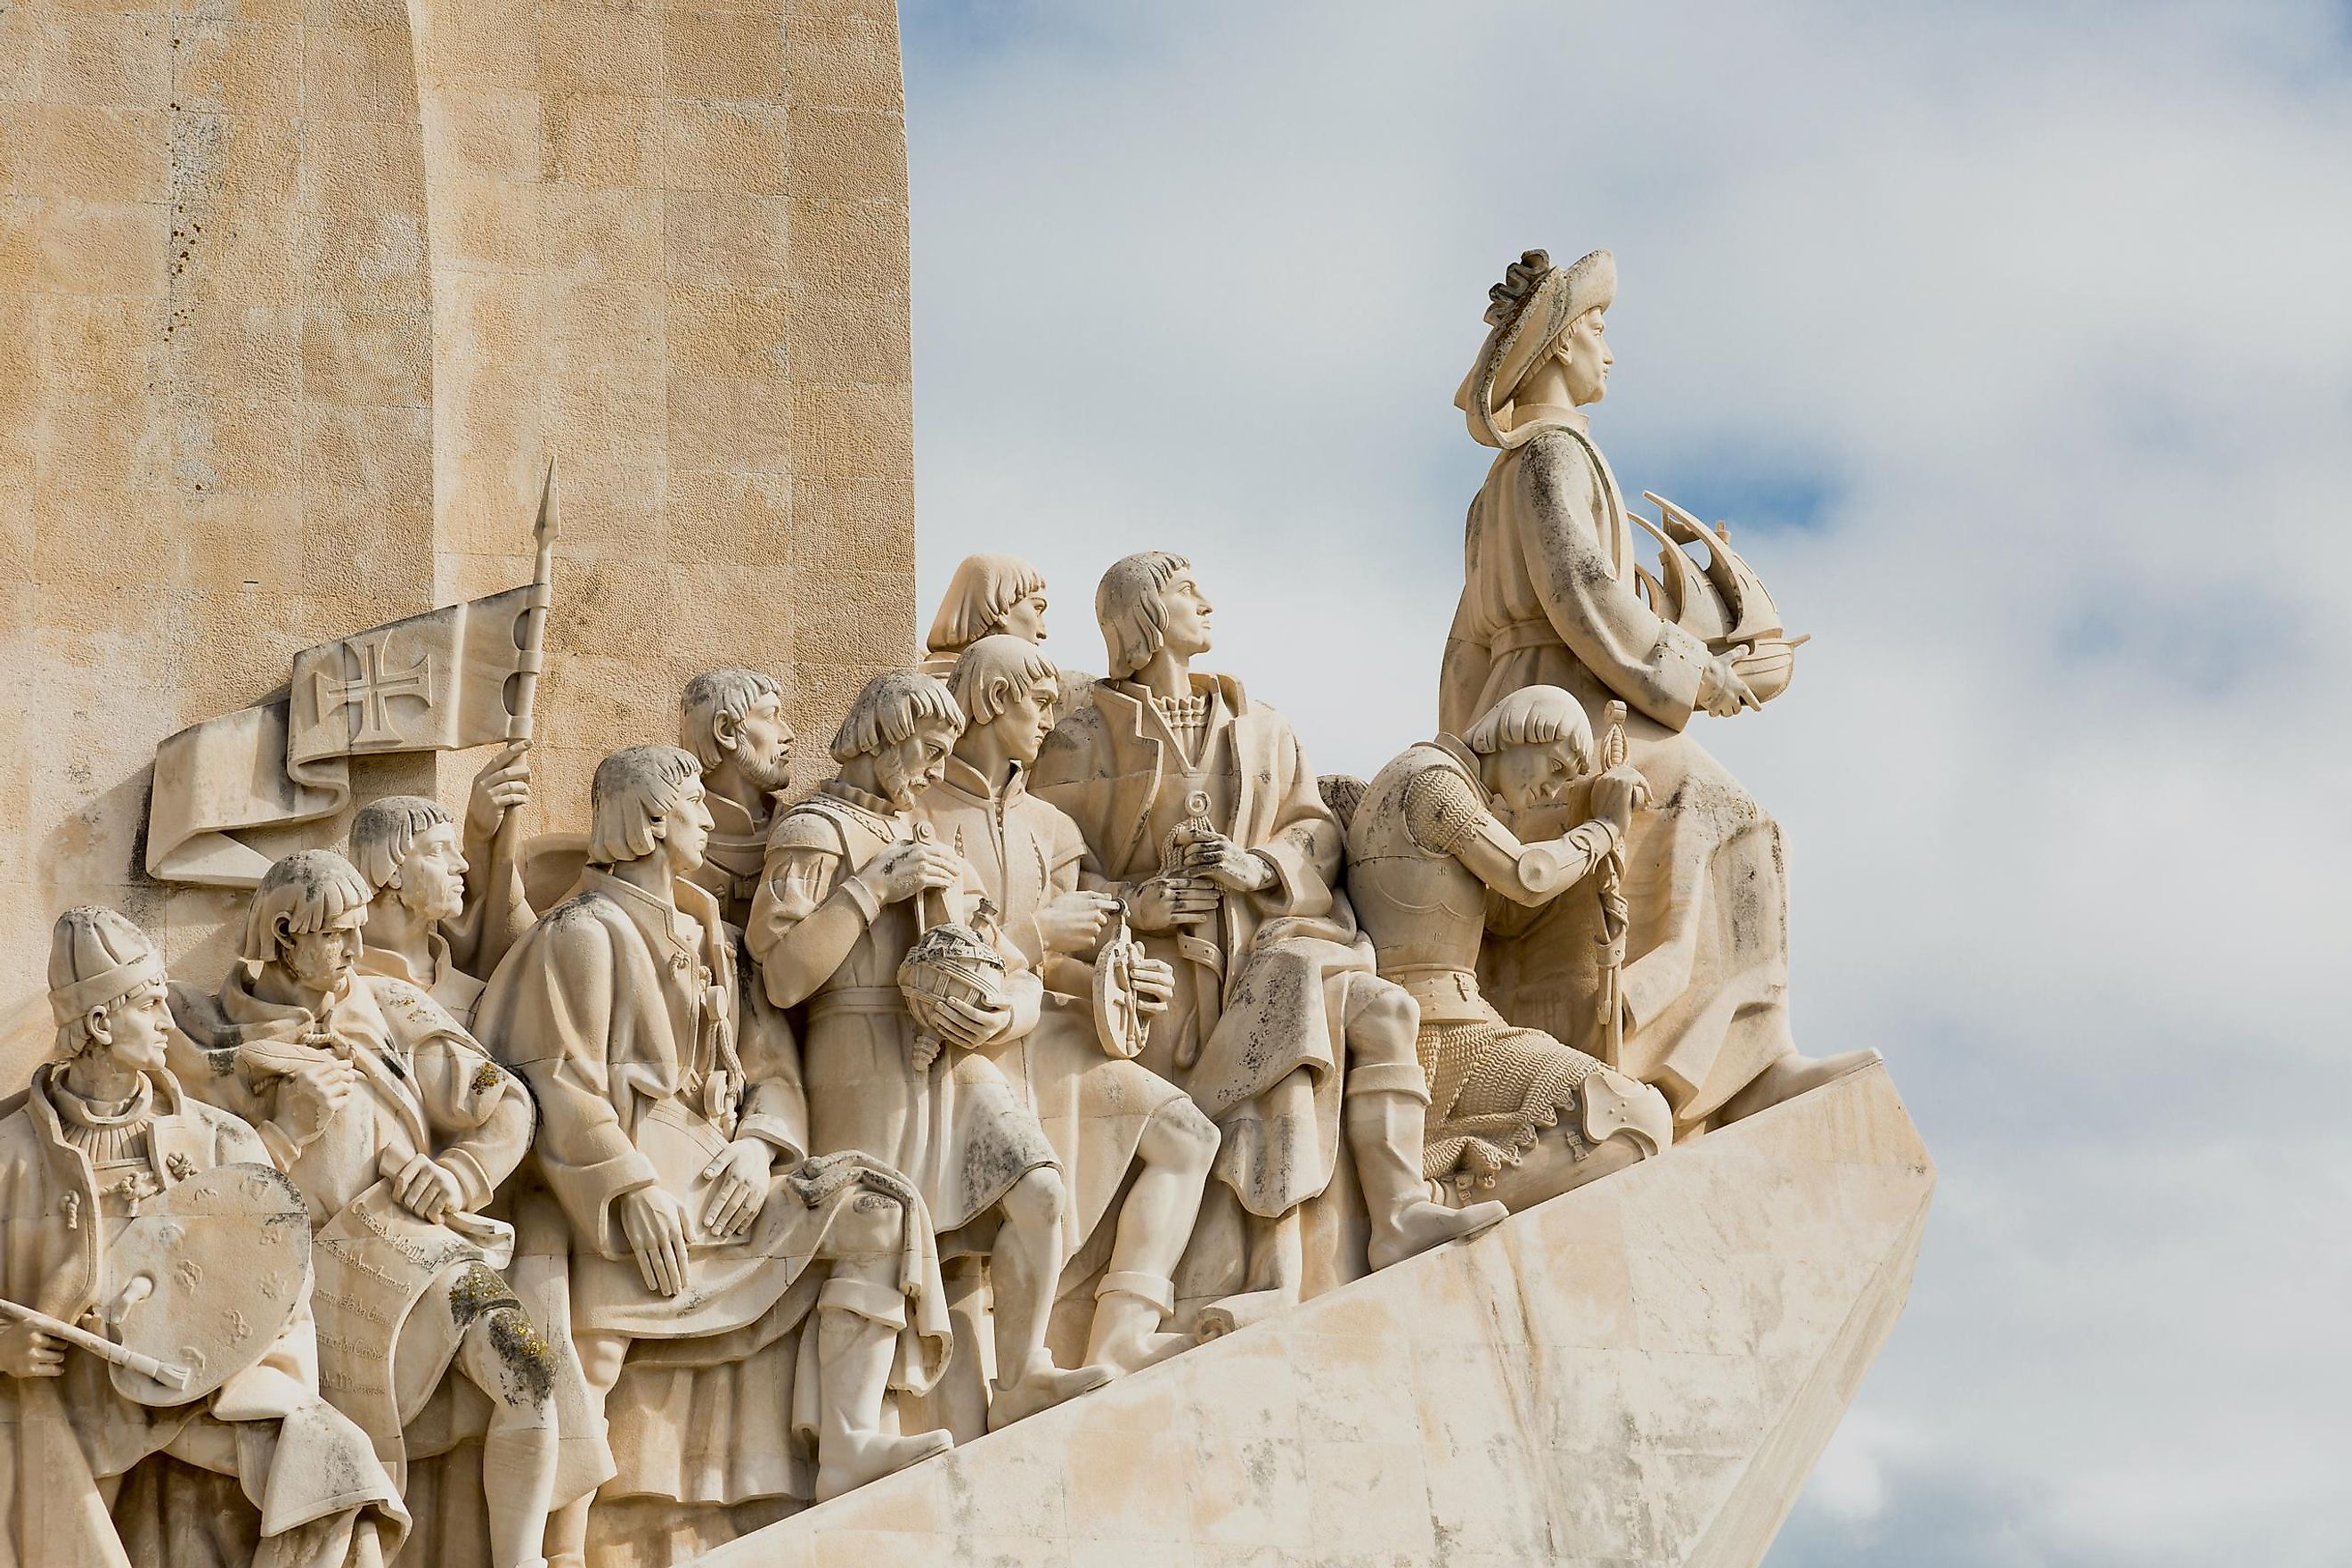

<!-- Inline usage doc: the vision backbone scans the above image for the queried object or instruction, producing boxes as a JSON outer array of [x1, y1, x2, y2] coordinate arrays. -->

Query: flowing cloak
[[473, 869, 950, 1507], [1033, 674, 1394, 1221], [165, 969, 599, 1499], [746, 783, 1061, 1237], [0, 1066, 406, 1568], [914, 755, 1196, 1256], [1438, 415, 1795, 1128]]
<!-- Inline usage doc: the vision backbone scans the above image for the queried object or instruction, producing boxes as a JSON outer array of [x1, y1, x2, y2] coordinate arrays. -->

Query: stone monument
[[3, 7, 1931, 1564]]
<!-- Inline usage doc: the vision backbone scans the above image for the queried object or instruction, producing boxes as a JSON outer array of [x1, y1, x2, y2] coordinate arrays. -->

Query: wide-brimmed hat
[[1454, 248, 1616, 449]]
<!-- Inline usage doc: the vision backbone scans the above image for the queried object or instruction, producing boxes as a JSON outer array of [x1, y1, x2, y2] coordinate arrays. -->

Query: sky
[[897, 2, 2352, 1563]]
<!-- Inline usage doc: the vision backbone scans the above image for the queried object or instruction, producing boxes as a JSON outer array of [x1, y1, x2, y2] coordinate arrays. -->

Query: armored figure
[[749, 671, 1112, 1431], [1347, 689, 1673, 1209], [476, 745, 954, 1558], [3, 906, 404, 1568], [171, 852, 576, 1568]]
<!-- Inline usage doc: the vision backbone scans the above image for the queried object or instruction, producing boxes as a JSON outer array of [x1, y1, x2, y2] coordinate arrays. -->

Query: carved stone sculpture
[[922, 553, 1096, 721], [924, 636, 1220, 1376], [347, 745, 537, 1027], [747, 673, 1114, 1433], [471, 745, 955, 1554], [1344, 688, 1673, 1210], [167, 853, 578, 1568], [1441, 249, 1876, 1132], [3, 906, 406, 1568], [677, 672, 797, 933], [1032, 554, 1505, 1333]]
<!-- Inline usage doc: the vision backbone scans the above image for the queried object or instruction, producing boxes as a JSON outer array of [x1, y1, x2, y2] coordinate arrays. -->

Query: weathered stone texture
[[688, 1064, 1934, 1568], [1, 0, 915, 1083]]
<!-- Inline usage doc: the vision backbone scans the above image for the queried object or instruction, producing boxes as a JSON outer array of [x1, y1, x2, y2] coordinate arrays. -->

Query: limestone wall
[[0, 0, 915, 1082]]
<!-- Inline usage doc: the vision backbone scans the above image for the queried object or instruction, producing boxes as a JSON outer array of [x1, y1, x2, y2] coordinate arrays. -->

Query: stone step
[[689, 1061, 1934, 1568]]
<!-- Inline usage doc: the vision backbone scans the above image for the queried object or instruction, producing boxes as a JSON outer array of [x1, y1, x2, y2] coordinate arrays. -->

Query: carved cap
[[1455, 248, 1616, 449], [48, 906, 165, 1025]]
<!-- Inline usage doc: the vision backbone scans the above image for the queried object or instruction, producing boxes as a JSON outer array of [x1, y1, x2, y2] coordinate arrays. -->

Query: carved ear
[[83, 1004, 114, 1048], [713, 710, 742, 754]]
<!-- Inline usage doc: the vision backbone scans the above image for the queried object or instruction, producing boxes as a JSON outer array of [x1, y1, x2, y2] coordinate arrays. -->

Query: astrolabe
[[103, 1162, 313, 1405], [1091, 907, 1151, 1061]]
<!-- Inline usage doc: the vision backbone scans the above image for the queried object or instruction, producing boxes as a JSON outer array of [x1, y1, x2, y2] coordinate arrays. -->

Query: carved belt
[[1490, 619, 1563, 655], [808, 985, 903, 1019]]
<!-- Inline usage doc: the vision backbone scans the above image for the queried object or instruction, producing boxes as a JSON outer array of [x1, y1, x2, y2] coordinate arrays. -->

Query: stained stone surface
[[0, 0, 918, 1084], [686, 1062, 1932, 1568]]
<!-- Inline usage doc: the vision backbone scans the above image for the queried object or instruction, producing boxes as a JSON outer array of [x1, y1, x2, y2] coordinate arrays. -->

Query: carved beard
[[737, 744, 792, 794]]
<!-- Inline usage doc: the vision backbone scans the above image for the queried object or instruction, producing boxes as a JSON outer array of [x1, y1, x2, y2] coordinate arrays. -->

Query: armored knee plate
[[1582, 1068, 1671, 1157]]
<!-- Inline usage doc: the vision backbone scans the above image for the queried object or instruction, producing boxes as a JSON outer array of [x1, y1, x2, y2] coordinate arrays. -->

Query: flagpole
[[508, 456, 558, 745]]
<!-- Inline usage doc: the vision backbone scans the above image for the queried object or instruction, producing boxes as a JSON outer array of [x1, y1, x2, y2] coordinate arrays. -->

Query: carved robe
[[915, 755, 1196, 1254], [355, 930, 483, 1027], [1439, 414, 1795, 1127], [1033, 674, 1418, 1223], [0, 1066, 404, 1568], [687, 789, 776, 935], [747, 781, 1060, 1237], [475, 869, 950, 1508], [167, 971, 584, 1495]]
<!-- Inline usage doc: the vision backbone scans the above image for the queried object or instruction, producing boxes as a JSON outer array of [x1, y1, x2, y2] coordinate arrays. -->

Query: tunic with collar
[[0, 1066, 405, 1568], [686, 788, 776, 934], [1032, 674, 1426, 1223], [747, 780, 1061, 1237], [1439, 414, 1795, 1128], [355, 929, 484, 1028], [915, 755, 1198, 1254]]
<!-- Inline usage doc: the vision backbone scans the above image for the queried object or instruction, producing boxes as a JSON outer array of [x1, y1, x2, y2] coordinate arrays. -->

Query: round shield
[[105, 1162, 313, 1406]]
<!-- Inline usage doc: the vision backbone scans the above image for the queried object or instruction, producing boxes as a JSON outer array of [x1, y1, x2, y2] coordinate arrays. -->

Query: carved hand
[[388, 1152, 462, 1221], [272, 1057, 357, 1147], [619, 1185, 693, 1298], [857, 841, 961, 906], [1182, 833, 1275, 894], [1037, 890, 1118, 954], [465, 738, 534, 842], [1129, 876, 1221, 932], [698, 1138, 776, 1239], [1588, 764, 1652, 835], [1698, 656, 1761, 719], [0, 1320, 65, 1380], [930, 993, 1014, 1052], [1129, 955, 1176, 1017]]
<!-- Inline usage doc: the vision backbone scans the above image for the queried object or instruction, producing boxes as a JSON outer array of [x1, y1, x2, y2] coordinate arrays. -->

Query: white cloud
[[902, 3, 2352, 1562]]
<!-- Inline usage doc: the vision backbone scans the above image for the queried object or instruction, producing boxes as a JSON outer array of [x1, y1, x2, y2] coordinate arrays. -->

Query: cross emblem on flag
[[314, 633, 437, 747]]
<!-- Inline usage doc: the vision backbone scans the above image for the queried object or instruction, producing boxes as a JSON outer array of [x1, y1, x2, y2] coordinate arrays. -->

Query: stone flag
[[147, 586, 545, 886]]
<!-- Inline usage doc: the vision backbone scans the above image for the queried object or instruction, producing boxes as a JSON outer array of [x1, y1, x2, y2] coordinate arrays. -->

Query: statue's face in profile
[[1556, 309, 1613, 406], [396, 821, 469, 923], [1160, 571, 1214, 659], [998, 590, 1049, 644], [1490, 737, 1589, 813], [94, 981, 172, 1073], [726, 692, 795, 793], [282, 908, 365, 992], [655, 779, 715, 874], [994, 675, 1062, 766], [876, 718, 960, 809]]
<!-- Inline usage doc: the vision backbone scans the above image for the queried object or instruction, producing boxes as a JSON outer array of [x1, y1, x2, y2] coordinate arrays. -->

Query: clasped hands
[[1129, 829, 1271, 933], [617, 1138, 778, 1297]]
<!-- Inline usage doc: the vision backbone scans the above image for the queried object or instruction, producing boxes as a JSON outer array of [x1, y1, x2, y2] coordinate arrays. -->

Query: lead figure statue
[[1032, 554, 1504, 1331], [923, 636, 1220, 1375], [747, 672, 1113, 1432], [169, 852, 576, 1568], [1346, 689, 1674, 1209], [473, 745, 953, 1560], [2, 907, 405, 1568], [1441, 249, 1876, 1133]]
